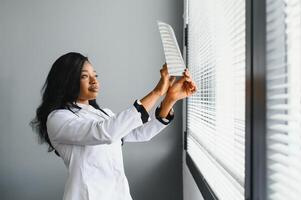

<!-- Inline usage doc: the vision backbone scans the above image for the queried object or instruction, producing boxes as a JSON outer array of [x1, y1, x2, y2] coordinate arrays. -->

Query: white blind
[[186, 0, 246, 199], [266, 0, 301, 199]]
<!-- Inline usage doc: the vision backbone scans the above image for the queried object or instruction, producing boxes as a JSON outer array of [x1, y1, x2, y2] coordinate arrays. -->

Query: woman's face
[[77, 61, 99, 104]]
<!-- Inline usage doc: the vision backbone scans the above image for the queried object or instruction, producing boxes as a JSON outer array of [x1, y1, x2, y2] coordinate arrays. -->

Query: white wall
[[0, 0, 183, 199]]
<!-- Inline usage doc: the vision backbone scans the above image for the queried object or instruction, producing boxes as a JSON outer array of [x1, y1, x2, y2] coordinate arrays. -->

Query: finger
[[193, 85, 198, 92], [185, 76, 193, 83], [191, 87, 197, 94], [179, 75, 187, 83], [183, 68, 188, 76], [186, 81, 197, 92], [183, 70, 191, 79], [186, 84, 196, 93], [188, 80, 196, 88], [190, 84, 197, 93], [185, 82, 195, 94], [185, 72, 190, 79], [186, 70, 191, 77], [186, 77, 196, 85], [192, 81, 197, 90], [181, 76, 192, 84], [160, 66, 169, 76], [190, 83, 197, 92], [161, 63, 167, 72], [189, 84, 196, 91]]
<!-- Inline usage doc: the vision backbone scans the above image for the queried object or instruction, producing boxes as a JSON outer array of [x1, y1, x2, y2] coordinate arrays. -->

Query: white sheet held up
[[157, 21, 186, 76]]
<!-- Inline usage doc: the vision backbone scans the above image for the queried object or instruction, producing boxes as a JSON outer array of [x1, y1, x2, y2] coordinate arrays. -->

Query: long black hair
[[30, 52, 104, 157]]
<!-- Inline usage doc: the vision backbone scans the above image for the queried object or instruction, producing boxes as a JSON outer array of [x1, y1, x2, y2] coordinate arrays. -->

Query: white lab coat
[[46, 102, 171, 200]]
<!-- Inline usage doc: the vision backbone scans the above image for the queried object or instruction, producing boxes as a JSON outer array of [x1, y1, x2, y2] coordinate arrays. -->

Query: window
[[186, 0, 246, 199], [184, 0, 301, 199], [266, 0, 301, 199]]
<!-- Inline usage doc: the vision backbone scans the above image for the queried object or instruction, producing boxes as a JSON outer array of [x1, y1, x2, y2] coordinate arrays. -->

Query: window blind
[[266, 0, 301, 199], [186, 0, 246, 199]]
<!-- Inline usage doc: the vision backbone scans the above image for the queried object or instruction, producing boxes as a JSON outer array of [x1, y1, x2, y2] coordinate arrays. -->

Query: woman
[[30, 52, 197, 200]]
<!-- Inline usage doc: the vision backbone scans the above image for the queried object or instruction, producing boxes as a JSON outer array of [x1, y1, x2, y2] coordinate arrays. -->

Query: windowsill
[[185, 152, 218, 200]]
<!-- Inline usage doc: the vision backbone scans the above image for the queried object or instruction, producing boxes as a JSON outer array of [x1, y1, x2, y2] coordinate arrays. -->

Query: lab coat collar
[[74, 102, 97, 112], [73, 102, 110, 118], [75, 102, 92, 109]]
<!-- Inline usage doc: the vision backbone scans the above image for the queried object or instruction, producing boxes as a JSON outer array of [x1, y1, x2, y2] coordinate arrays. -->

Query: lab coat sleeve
[[46, 105, 143, 145], [122, 105, 175, 142]]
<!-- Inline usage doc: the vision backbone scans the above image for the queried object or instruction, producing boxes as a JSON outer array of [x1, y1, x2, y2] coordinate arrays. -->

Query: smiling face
[[77, 61, 99, 105]]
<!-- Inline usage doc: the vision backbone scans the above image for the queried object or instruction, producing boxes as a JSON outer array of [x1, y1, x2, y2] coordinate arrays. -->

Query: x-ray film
[[157, 21, 186, 76]]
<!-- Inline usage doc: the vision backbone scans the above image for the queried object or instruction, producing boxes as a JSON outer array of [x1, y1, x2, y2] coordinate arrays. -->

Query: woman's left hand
[[153, 63, 176, 96]]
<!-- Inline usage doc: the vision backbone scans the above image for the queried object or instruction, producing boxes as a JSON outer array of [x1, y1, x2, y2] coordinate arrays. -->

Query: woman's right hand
[[153, 63, 176, 96], [165, 68, 197, 101]]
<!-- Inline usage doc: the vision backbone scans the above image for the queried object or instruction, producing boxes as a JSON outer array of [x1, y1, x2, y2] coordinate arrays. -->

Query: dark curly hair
[[29, 52, 103, 157]]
